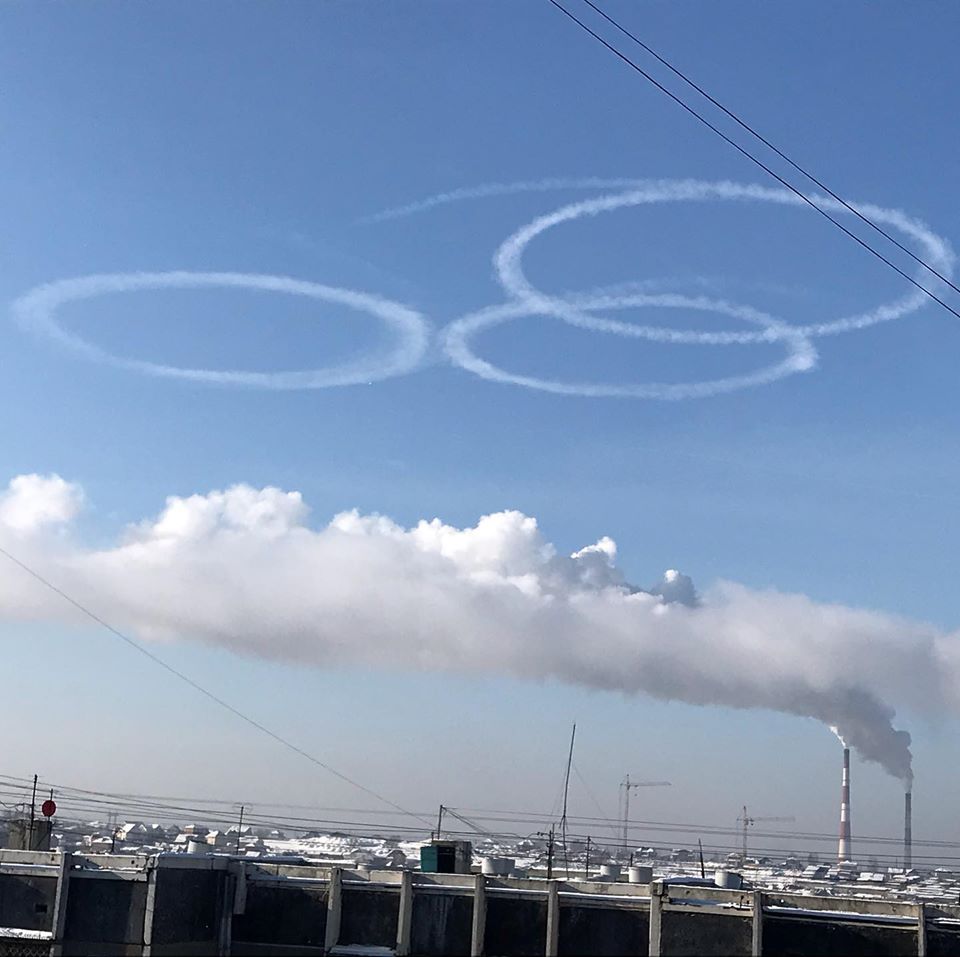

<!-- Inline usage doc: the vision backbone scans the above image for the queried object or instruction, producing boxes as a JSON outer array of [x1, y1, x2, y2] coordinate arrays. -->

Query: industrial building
[[0, 847, 957, 956]]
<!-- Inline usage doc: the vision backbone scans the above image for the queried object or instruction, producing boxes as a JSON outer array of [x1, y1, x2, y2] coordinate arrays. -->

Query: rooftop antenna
[[235, 804, 245, 855], [28, 775, 38, 849], [560, 723, 576, 878]]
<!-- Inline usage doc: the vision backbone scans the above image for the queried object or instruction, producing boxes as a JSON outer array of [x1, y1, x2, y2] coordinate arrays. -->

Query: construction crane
[[619, 775, 672, 855], [736, 806, 796, 860]]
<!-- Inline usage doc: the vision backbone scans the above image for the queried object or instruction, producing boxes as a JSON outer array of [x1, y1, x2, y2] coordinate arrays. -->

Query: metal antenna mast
[[560, 723, 577, 878]]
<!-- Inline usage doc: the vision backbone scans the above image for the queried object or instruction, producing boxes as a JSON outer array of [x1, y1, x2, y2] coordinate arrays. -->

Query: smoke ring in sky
[[11, 271, 430, 389], [443, 292, 817, 399], [494, 181, 955, 345]]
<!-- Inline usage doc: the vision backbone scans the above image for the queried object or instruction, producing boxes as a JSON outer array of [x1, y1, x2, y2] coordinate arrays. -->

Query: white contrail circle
[[11, 272, 430, 389], [443, 292, 817, 399], [495, 181, 955, 344]]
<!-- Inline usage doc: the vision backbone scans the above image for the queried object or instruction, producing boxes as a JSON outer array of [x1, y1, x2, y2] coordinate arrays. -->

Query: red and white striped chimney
[[837, 747, 852, 862], [904, 791, 912, 870]]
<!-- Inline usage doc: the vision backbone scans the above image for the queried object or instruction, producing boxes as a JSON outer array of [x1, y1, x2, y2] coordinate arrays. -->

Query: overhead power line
[[0, 543, 430, 828], [5, 770, 958, 866], [575, 0, 960, 300], [544, 0, 960, 324]]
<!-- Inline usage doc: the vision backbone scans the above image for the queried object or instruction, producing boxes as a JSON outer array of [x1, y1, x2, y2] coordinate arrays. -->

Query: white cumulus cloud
[[0, 474, 83, 533], [0, 474, 955, 786]]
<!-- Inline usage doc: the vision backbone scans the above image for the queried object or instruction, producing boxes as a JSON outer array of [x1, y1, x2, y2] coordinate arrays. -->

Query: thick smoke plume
[[2, 475, 954, 784]]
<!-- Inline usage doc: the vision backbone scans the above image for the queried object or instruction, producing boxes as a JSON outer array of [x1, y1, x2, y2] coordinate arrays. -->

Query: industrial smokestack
[[904, 791, 912, 871], [838, 747, 852, 862]]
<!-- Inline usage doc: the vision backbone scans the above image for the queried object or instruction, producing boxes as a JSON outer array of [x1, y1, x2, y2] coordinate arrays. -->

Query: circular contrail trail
[[494, 180, 954, 344], [423, 177, 953, 398], [443, 291, 816, 399], [11, 271, 430, 389], [13, 181, 953, 399]]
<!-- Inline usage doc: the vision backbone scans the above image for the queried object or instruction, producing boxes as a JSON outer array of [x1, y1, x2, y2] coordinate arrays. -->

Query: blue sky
[[1, 1, 959, 860]]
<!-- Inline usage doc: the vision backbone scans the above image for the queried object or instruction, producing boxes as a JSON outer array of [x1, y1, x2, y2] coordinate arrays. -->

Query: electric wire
[[7, 769, 957, 858], [6, 781, 957, 865], [543, 0, 960, 324], [0, 543, 430, 828], [571, 761, 613, 824], [574, 0, 960, 301]]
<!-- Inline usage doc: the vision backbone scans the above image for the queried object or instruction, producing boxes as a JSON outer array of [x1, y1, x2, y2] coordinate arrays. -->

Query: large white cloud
[[1, 474, 955, 785], [0, 474, 83, 533]]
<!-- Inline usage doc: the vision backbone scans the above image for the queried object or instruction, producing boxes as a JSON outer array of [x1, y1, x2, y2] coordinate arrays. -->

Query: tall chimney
[[904, 791, 912, 871], [837, 747, 852, 862]]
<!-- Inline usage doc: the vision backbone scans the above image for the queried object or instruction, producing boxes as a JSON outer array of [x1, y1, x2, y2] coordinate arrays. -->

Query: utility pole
[[236, 805, 245, 855], [435, 805, 444, 841], [584, 836, 591, 880], [28, 774, 38, 849], [538, 826, 556, 880]]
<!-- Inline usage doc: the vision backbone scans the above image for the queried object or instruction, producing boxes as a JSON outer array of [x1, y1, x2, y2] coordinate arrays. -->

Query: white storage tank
[[628, 865, 653, 883], [599, 863, 621, 881], [714, 869, 743, 889]]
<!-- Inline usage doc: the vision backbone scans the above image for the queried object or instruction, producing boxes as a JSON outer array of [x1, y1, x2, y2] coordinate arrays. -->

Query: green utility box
[[420, 839, 473, 874]]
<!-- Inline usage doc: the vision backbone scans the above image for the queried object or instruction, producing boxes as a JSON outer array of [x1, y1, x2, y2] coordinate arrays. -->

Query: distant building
[[118, 823, 148, 845], [385, 848, 407, 869], [3, 819, 52, 851], [421, 840, 472, 874]]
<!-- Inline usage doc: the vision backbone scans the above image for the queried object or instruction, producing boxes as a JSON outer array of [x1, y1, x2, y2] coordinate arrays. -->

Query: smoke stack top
[[830, 726, 848, 748]]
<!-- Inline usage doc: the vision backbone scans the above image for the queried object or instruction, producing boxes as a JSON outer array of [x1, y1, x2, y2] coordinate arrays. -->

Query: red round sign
[[41, 799, 56, 818]]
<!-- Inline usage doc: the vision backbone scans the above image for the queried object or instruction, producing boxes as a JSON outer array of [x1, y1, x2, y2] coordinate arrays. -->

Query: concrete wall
[[409, 890, 473, 957], [0, 871, 57, 932], [661, 911, 752, 957], [339, 887, 400, 950], [0, 850, 957, 957], [558, 903, 648, 956], [152, 867, 226, 955], [231, 882, 327, 954], [484, 892, 548, 957], [4, 820, 53, 852], [763, 916, 917, 956], [929, 928, 960, 957], [62, 877, 148, 956]]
